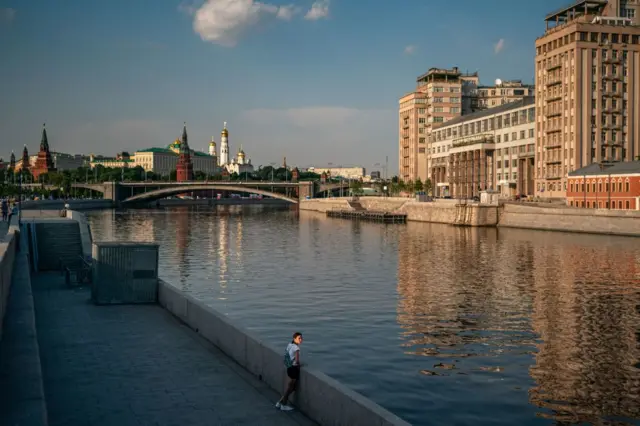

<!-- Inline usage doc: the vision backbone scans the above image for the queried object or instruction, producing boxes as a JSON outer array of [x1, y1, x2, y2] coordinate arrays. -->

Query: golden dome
[[221, 128, 229, 137]]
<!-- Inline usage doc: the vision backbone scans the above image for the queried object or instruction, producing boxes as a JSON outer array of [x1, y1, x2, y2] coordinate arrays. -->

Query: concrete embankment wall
[[498, 204, 640, 236], [158, 281, 411, 426], [0, 221, 20, 340], [21, 199, 113, 210], [151, 198, 291, 207]]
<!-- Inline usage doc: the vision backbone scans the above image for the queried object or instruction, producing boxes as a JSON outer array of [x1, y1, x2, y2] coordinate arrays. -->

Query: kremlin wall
[[6, 122, 254, 179]]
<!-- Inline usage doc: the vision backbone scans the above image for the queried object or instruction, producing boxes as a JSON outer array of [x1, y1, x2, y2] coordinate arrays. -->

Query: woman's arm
[[294, 350, 301, 366]]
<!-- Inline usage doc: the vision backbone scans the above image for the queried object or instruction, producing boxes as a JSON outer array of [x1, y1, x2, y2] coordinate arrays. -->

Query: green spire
[[180, 122, 190, 154]]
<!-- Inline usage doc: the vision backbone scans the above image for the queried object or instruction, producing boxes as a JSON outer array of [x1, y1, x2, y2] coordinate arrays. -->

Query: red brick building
[[175, 122, 194, 182], [32, 124, 56, 179], [566, 162, 640, 210]]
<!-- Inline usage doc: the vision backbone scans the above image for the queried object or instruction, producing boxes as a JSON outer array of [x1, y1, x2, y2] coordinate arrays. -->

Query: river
[[86, 205, 640, 426]]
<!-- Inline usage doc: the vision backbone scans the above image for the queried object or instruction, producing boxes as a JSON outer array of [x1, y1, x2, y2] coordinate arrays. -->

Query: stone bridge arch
[[121, 184, 299, 204]]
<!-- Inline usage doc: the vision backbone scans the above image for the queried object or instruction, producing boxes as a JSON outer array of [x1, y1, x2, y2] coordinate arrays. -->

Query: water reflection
[[86, 207, 640, 426], [397, 224, 640, 424]]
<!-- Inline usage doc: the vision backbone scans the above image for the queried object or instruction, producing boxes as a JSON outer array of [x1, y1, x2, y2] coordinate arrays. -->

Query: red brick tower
[[32, 124, 56, 179], [176, 122, 194, 182]]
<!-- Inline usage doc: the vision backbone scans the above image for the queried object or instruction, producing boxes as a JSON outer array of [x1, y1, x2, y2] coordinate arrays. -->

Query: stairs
[[347, 199, 366, 211], [35, 222, 83, 271]]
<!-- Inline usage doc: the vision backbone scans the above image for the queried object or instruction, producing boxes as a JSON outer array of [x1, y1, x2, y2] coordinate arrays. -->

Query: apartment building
[[429, 98, 536, 198], [535, 0, 640, 198], [399, 68, 533, 183], [476, 80, 535, 110]]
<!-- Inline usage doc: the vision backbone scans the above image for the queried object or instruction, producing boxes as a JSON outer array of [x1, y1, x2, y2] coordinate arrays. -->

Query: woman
[[275, 332, 303, 411]]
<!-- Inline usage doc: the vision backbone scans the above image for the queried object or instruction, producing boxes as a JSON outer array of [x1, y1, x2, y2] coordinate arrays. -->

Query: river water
[[86, 206, 640, 426]]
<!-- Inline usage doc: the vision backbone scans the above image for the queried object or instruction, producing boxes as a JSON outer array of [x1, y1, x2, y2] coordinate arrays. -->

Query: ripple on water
[[87, 207, 640, 426]]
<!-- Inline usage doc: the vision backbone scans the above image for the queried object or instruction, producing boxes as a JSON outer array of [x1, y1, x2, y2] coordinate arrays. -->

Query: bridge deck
[[2, 270, 314, 426]]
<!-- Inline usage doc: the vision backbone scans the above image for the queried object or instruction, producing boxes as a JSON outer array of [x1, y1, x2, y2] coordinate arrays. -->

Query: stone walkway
[[30, 273, 315, 426]]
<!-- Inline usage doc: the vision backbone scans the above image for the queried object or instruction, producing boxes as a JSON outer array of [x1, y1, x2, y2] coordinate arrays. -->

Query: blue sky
[[0, 0, 562, 173]]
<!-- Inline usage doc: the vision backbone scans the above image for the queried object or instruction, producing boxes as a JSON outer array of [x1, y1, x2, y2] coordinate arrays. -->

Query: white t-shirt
[[287, 343, 300, 366]]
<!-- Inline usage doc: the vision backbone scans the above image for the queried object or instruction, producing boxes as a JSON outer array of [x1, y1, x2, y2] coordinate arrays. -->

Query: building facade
[[307, 166, 366, 180], [566, 161, 640, 209], [535, 1, 640, 198], [399, 67, 533, 184], [430, 98, 536, 198]]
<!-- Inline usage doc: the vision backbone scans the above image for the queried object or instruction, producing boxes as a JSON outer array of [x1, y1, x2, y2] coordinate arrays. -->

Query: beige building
[[399, 67, 532, 184], [430, 97, 536, 198], [476, 80, 535, 110], [535, 0, 640, 198], [308, 166, 365, 180], [134, 138, 218, 177]]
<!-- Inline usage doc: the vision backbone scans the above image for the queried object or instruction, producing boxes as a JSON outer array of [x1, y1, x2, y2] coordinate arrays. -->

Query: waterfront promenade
[[1, 262, 315, 425]]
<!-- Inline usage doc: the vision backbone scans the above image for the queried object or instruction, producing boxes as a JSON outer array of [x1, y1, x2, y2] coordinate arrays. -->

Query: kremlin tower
[[9, 152, 15, 171], [21, 145, 30, 172], [220, 122, 229, 166], [32, 123, 56, 179], [176, 122, 194, 182]]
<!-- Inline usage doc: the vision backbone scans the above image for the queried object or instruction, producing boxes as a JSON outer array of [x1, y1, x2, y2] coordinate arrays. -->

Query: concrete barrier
[[158, 281, 411, 426], [0, 225, 20, 340], [66, 210, 93, 259], [498, 203, 640, 236], [21, 199, 113, 211], [299, 198, 351, 212]]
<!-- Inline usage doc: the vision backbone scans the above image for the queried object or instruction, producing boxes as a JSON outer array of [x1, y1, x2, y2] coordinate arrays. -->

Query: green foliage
[[350, 180, 364, 196]]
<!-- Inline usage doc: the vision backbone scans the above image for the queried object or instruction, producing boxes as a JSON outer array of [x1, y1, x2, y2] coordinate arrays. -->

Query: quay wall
[[21, 199, 113, 210], [0, 221, 20, 340], [498, 204, 640, 236], [158, 280, 411, 426], [301, 197, 638, 235], [151, 198, 290, 207]]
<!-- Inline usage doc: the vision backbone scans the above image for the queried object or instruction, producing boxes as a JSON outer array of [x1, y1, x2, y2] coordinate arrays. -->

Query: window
[[433, 107, 444, 113], [497, 161, 502, 169], [434, 97, 443, 103], [433, 87, 444, 92], [418, 108, 426, 114], [419, 137, 425, 144], [529, 129, 534, 138], [520, 130, 525, 139], [450, 97, 460, 103], [512, 132, 517, 140], [626, 181, 630, 192], [618, 201, 622, 209], [418, 148, 426, 153], [504, 134, 509, 142], [618, 181, 623, 192], [419, 118, 426, 124], [450, 107, 460, 113], [512, 159, 517, 168], [433, 117, 444, 123], [626, 201, 631, 209]]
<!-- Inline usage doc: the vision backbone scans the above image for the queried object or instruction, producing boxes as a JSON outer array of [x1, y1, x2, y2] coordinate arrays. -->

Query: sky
[[0, 0, 564, 174]]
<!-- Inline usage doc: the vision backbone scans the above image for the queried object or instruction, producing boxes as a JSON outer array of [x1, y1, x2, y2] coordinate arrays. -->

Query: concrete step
[[35, 222, 83, 271]]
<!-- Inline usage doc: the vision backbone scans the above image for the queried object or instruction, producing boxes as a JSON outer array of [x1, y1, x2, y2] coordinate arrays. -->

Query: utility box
[[91, 242, 159, 305]]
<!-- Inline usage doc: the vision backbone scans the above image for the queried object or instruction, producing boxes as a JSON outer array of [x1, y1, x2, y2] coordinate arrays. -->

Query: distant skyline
[[0, 0, 563, 174]]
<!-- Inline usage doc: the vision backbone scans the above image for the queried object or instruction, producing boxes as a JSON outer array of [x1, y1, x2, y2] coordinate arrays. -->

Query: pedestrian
[[275, 332, 303, 412], [1, 199, 7, 222], [8, 202, 18, 223]]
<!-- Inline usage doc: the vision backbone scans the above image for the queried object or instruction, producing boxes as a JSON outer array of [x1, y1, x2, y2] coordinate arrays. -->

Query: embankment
[[300, 197, 640, 236], [498, 203, 640, 237], [159, 281, 410, 426], [21, 199, 113, 210]]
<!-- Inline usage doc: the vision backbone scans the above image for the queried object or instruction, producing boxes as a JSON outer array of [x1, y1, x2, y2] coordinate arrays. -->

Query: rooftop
[[545, 0, 607, 24], [569, 161, 640, 176], [137, 147, 213, 157], [436, 97, 535, 129]]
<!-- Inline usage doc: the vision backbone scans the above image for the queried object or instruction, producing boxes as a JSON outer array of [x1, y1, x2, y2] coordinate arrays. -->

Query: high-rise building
[[535, 0, 640, 198], [399, 67, 532, 183]]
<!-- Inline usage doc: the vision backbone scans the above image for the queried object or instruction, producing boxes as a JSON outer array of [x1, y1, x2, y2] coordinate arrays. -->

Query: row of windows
[[570, 180, 631, 193], [570, 200, 633, 209], [431, 108, 535, 142]]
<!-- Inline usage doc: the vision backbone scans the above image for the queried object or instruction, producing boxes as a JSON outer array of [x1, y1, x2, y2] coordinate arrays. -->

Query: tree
[[414, 177, 424, 192], [350, 180, 364, 196], [424, 178, 433, 195]]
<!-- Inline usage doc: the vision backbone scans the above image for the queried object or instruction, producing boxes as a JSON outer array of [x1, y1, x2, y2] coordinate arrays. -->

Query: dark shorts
[[287, 366, 300, 380]]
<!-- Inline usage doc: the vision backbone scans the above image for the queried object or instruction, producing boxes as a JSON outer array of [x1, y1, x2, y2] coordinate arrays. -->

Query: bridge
[[20, 180, 368, 204], [69, 181, 317, 204]]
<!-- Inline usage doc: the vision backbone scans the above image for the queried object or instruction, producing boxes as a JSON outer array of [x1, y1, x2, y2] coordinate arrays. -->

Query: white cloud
[[494, 38, 505, 55], [182, 0, 297, 47], [276, 4, 299, 21], [304, 0, 329, 20], [0, 8, 16, 24], [404, 45, 416, 55]]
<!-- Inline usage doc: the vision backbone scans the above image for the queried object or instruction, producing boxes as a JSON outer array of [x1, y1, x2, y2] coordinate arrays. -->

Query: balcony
[[545, 127, 562, 134], [603, 91, 623, 98], [545, 110, 562, 118], [545, 160, 562, 165], [546, 63, 562, 72], [452, 133, 495, 148], [602, 124, 622, 131], [546, 79, 563, 87], [603, 57, 622, 65], [602, 74, 623, 81], [545, 143, 562, 149], [547, 94, 562, 102], [602, 141, 623, 147]]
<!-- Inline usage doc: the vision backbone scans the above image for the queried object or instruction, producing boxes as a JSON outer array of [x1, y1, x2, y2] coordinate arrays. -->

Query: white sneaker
[[279, 404, 294, 412], [275, 402, 282, 409]]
